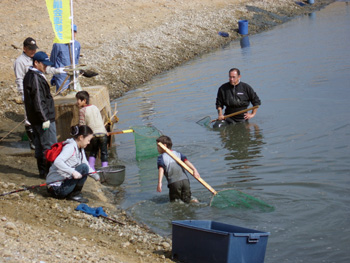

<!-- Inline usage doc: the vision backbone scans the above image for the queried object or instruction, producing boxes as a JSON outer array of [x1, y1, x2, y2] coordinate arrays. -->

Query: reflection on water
[[240, 36, 250, 48], [217, 123, 265, 184], [218, 122, 264, 162]]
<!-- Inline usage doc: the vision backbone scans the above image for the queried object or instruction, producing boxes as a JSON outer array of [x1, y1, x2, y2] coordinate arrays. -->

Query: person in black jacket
[[216, 68, 261, 124], [23, 51, 57, 178]]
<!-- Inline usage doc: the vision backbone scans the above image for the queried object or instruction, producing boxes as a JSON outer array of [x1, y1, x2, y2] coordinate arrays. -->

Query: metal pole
[[70, 0, 76, 91]]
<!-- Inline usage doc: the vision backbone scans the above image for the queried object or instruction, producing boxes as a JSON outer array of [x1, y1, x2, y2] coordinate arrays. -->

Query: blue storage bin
[[238, 20, 249, 35], [172, 220, 270, 263]]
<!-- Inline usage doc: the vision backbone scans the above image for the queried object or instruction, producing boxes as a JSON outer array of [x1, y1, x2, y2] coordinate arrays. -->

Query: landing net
[[132, 125, 162, 161], [210, 189, 274, 212]]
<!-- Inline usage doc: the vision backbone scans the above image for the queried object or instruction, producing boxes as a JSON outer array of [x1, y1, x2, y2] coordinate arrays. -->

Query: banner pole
[[70, 0, 76, 91]]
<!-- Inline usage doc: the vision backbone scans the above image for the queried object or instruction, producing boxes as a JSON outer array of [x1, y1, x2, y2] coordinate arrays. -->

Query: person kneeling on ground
[[156, 135, 200, 203], [46, 125, 100, 203]]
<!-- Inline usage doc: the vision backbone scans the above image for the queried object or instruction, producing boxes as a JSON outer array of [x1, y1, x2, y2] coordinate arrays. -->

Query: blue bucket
[[238, 20, 249, 35], [308, 0, 314, 4]]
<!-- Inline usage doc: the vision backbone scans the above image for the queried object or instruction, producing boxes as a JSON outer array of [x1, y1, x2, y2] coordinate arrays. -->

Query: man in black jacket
[[23, 51, 57, 178], [216, 68, 261, 124]]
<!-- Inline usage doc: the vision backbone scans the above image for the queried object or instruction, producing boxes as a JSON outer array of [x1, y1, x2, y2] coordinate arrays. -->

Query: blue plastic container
[[172, 220, 270, 263], [238, 20, 249, 35]]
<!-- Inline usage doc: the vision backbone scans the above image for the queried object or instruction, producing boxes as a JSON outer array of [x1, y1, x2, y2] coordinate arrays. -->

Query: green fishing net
[[210, 189, 274, 212], [132, 125, 162, 161], [196, 116, 211, 127]]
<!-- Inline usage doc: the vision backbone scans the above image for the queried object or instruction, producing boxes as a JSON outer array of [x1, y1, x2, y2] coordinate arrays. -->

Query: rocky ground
[[0, 0, 334, 262]]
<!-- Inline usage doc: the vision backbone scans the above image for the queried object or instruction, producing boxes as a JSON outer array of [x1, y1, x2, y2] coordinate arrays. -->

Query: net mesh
[[132, 125, 162, 161], [196, 116, 211, 127], [98, 165, 126, 186], [210, 189, 274, 211]]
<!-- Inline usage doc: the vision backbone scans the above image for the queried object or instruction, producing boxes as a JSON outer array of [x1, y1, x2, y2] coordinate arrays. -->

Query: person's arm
[[13, 58, 26, 99], [244, 107, 258, 120], [53, 144, 76, 177], [244, 84, 261, 120], [184, 160, 200, 179], [157, 167, 164, 192], [46, 66, 65, 75], [78, 107, 86, 126], [75, 41, 81, 64], [217, 107, 224, 120], [31, 74, 49, 123], [216, 86, 225, 120]]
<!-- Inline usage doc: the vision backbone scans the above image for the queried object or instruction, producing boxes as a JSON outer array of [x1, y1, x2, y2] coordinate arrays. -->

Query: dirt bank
[[0, 0, 334, 262]]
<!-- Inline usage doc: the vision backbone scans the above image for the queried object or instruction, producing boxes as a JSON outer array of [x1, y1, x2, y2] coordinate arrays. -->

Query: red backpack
[[45, 142, 66, 163]]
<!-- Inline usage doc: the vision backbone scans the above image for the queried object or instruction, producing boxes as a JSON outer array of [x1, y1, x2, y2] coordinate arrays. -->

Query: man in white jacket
[[14, 37, 65, 150]]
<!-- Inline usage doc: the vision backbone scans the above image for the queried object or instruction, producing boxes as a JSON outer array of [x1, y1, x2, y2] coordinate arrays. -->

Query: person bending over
[[156, 135, 200, 203]]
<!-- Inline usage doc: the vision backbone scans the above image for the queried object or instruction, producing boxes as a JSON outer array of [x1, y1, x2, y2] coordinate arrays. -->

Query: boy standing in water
[[76, 91, 108, 170], [156, 135, 200, 203]]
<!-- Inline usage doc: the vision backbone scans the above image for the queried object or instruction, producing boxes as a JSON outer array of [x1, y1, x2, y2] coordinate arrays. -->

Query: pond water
[[110, 2, 350, 262]]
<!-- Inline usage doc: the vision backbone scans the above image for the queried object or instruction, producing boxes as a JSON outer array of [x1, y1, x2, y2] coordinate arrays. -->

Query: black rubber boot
[[25, 125, 35, 150], [37, 158, 48, 179]]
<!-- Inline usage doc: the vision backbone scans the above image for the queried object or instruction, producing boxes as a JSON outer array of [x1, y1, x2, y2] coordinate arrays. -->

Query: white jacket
[[46, 138, 94, 185]]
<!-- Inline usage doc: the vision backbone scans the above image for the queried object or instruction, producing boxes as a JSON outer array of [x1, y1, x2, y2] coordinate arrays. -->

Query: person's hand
[[157, 183, 162, 192], [42, 120, 50, 130], [218, 114, 225, 120], [244, 112, 255, 120], [90, 172, 100, 181], [72, 171, 82, 179], [193, 170, 201, 179], [58, 67, 65, 74], [63, 68, 74, 76], [50, 76, 56, 86]]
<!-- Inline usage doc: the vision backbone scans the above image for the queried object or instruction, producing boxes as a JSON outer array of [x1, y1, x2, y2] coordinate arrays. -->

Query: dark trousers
[[168, 179, 192, 203], [32, 122, 57, 160], [89, 135, 108, 162], [49, 164, 89, 198]]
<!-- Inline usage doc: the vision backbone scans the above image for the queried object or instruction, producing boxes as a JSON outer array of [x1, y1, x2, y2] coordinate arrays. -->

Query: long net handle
[[211, 105, 259, 123], [108, 129, 134, 136], [0, 119, 25, 143], [0, 172, 97, 197], [157, 142, 217, 195]]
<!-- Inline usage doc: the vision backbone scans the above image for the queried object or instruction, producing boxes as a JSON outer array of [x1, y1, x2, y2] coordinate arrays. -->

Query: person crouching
[[46, 125, 100, 203]]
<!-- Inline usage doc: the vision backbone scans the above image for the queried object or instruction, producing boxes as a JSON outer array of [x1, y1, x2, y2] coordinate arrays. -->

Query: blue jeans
[[49, 163, 89, 198]]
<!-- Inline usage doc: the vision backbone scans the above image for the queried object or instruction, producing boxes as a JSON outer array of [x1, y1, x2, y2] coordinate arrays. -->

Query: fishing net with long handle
[[196, 106, 260, 127], [210, 189, 274, 211], [132, 126, 162, 161], [157, 142, 273, 211]]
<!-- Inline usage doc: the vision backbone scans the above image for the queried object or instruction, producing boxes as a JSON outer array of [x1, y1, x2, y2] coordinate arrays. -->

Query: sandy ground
[[0, 0, 334, 262]]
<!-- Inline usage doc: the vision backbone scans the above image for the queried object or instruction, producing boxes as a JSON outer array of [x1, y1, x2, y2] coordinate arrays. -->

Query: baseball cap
[[23, 37, 39, 50], [73, 24, 77, 32], [32, 51, 54, 66]]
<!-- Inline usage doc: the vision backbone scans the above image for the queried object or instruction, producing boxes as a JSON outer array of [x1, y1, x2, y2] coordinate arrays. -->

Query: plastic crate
[[172, 220, 270, 263]]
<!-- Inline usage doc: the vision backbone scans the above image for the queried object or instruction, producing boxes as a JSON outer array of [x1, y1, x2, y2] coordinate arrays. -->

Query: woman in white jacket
[[46, 125, 99, 203]]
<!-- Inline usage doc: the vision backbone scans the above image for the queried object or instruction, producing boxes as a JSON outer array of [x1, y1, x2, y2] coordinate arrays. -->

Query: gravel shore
[[0, 0, 334, 262]]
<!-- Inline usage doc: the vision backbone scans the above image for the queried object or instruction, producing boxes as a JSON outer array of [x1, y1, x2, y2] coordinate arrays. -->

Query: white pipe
[[70, 0, 76, 91]]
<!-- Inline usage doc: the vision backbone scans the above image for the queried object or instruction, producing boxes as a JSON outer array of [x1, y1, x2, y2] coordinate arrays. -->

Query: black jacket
[[23, 68, 55, 125], [216, 81, 261, 122]]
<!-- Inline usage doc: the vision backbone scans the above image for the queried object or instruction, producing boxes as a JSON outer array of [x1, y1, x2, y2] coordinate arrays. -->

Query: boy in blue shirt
[[156, 135, 200, 203]]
